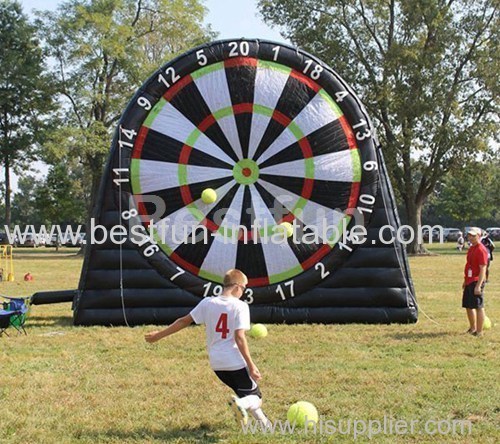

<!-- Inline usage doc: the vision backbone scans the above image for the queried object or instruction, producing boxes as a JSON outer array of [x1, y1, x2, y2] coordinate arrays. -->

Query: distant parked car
[[45, 235, 62, 247], [64, 233, 86, 247], [16, 234, 41, 247], [485, 227, 500, 241], [0, 231, 9, 245], [422, 228, 441, 242], [8, 235, 19, 247], [443, 228, 462, 242], [464, 226, 485, 237]]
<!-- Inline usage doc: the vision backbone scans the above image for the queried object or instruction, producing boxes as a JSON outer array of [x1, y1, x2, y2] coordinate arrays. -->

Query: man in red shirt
[[462, 227, 489, 336]]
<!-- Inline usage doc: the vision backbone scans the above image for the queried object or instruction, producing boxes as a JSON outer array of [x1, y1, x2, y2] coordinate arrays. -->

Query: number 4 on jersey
[[216, 313, 230, 338]]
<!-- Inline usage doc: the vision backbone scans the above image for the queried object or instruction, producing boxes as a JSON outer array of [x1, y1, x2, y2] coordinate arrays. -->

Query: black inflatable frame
[[72, 39, 417, 326]]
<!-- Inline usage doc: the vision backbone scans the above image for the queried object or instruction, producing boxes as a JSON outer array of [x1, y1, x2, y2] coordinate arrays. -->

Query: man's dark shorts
[[214, 367, 262, 398], [462, 282, 484, 308]]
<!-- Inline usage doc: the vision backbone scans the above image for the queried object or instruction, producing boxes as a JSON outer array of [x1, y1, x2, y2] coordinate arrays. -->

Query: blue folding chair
[[0, 296, 30, 336]]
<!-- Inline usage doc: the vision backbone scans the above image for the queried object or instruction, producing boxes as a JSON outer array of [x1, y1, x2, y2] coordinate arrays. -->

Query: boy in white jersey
[[145, 269, 269, 426]]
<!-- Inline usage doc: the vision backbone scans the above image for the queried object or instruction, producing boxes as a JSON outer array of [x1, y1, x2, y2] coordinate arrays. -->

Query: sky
[[20, 0, 287, 43], [12, 0, 289, 193]]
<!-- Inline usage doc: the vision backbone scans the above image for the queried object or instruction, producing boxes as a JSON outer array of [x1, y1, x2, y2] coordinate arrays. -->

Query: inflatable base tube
[[32, 290, 76, 305], [74, 306, 417, 326]]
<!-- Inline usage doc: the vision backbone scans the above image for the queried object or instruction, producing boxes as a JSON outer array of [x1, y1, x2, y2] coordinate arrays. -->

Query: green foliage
[[424, 159, 500, 226], [11, 160, 88, 226], [258, 0, 499, 252], [10, 176, 43, 226], [38, 161, 88, 225], [36, 0, 216, 218], [0, 0, 54, 225]]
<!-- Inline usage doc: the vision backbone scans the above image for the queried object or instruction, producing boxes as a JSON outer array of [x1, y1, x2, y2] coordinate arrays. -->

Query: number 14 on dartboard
[[113, 126, 136, 188]]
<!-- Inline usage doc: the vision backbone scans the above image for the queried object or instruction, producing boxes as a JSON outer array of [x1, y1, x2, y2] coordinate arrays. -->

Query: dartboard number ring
[[113, 39, 379, 304]]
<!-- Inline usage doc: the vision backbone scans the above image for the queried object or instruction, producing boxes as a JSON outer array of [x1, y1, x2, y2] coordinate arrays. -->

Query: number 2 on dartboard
[[315, 262, 330, 279]]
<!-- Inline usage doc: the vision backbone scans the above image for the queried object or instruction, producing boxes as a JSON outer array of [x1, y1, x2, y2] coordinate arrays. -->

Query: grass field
[[1, 244, 499, 443]]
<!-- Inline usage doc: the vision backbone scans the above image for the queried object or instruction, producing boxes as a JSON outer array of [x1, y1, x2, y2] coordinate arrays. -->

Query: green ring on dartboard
[[233, 159, 259, 185], [116, 39, 379, 302]]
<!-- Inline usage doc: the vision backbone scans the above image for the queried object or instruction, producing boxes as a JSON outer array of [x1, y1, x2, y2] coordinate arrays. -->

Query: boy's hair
[[223, 269, 248, 287]]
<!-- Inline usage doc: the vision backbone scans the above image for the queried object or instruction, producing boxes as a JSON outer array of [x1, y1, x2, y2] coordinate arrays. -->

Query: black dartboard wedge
[[73, 39, 417, 326]]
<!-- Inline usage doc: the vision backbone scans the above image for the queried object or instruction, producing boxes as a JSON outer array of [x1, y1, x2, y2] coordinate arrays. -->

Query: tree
[[36, 0, 215, 231], [10, 176, 43, 226], [423, 158, 500, 227], [11, 161, 87, 227], [258, 0, 499, 253], [0, 0, 53, 226], [38, 162, 89, 226]]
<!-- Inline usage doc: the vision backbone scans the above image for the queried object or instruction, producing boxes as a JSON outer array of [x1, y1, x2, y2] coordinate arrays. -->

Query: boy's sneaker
[[472, 331, 483, 337], [229, 395, 248, 426]]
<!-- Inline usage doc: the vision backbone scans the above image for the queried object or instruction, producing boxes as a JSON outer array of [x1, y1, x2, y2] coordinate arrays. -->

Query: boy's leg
[[476, 308, 485, 334], [463, 283, 477, 333], [215, 368, 270, 425], [235, 368, 270, 426], [474, 283, 485, 335], [239, 396, 270, 426], [465, 309, 476, 332], [228, 395, 248, 425]]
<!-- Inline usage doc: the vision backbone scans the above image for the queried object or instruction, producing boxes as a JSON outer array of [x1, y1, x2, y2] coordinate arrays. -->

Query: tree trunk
[[89, 169, 102, 219], [406, 199, 428, 255], [4, 155, 11, 227]]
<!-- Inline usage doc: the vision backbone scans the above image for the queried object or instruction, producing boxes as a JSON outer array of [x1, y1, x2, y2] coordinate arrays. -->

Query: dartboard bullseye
[[113, 39, 379, 304]]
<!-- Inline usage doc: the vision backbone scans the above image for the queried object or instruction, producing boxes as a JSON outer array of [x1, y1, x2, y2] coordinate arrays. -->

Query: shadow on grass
[[13, 254, 81, 261], [80, 424, 219, 443], [390, 331, 451, 340], [27, 315, 73, 327], [431, 250, 465, 256]]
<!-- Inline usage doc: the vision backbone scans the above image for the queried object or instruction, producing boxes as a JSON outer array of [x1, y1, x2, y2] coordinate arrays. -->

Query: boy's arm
[[145, 314, 194, 343], [234, 329, 261, 381], [475, 265, 487, 295]]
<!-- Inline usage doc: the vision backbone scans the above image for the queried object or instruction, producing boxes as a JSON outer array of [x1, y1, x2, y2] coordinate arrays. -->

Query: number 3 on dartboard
[[244, 288, 254, 305]]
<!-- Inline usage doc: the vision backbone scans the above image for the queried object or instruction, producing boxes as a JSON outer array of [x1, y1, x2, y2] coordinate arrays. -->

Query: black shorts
[[462, 282, 484, 309], [214, 367, 261, 399]]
